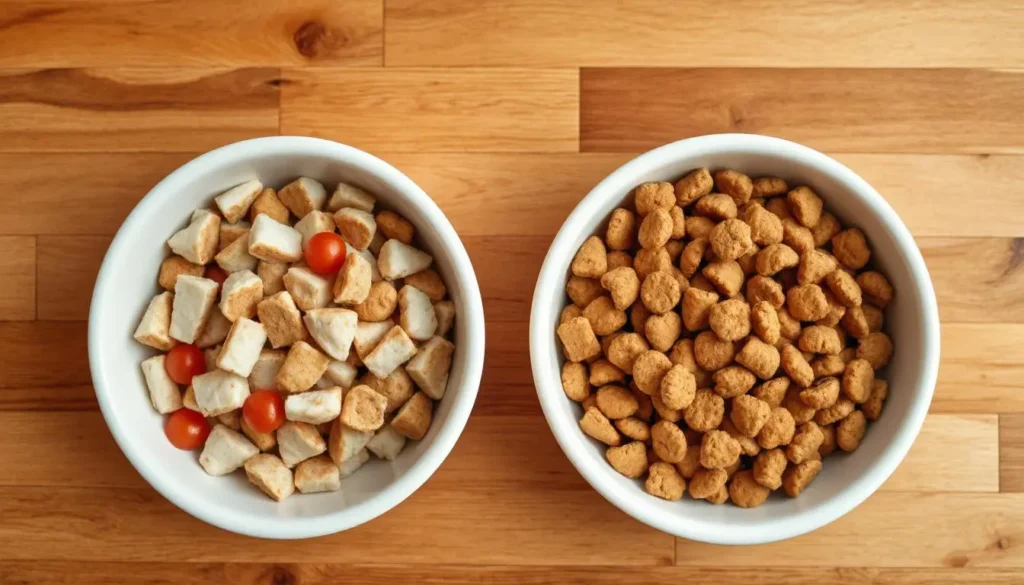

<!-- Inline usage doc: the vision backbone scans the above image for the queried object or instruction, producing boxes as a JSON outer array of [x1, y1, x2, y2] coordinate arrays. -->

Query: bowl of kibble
[[89, 136, 485, 538], [530, 134, 940, 544]]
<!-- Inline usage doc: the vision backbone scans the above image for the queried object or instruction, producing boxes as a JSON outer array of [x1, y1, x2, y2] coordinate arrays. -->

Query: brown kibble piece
[[669, 206, 686, 238], [403, 269, 446, 302], [590, 359, 625, 386], [695, 193, 738, 220], [580, 406, 621, 446], [781, 344, 814, 388], [817, 289, 846, 327], [645, 462, 686, 501], [765, 197, 792, 220], [777, 307, 802, 341], [751, 301, 781, 345], [632, 350, 673, 396], [747, 275, 785, 309], [703, 260, 745, 297], [787, 284, 829, 322], [731, 394, 771, 437], [557, 317, 601, 363], [783, 386, 817, 424], [752, 177, 789, 198], [782, 218, 815, 254], [832, 228, 871, 270], [753, 448, 787, 490], [693, 330, 735, 372], [734, 337, 780, 380], [675, 168, 714, 205], [682, 287, 719, 331], [250, 188, 290, 224], [560, 304, 583, 325], [635, 182, 675, 215], [742, 203, 784, 247], [729, 470, 771, 508], [638, 208, 673, 250], [375, 210, 415, 245], [645, 312, 682, 352], [651, 420, 688, 463], [675, 446, 701, 478], [615, 417, 651, 442], [800, 376, 840, 409], [787, 421, 824, 464], [862, 304, 884, 332], [819, 424, 837, 456], [684, 389, 725, 432], [752, 377, 790, 408], [158, 255, 204, 291], [668, 339, 711, 388], [825, 269, 862, 307], [756, 243, 799, 276], [633, 247, 672, 280], [689, 467, 728, 499], [700, 429, 741, 469], [566, 276, 603, 308], [606, 442, 648, 479], [686, 216, 716, 239], [842, 358, 874, 403], [560, 362, 590, 402], [709, 299, 751, 341], [709, 219, 754, 261], [660, 365, 696, 410], [783, 459, 822, 497], [631, 385, 654, 421], [837, 410, 867, 452], [787, 186, 823, 228], [582, 296, 627, 336], [600, 267, 640, 311], [815, 397, 855, 425], [798, 249, 838, 285], [605, 208, 637, 251], [862, 379, 888, 421], [572, 236, 608, 278], [714, 170, 753, 205], [722, 418, 760, 456], [857, 271, 894, 308], [799, 325, 843, 355], [630, 302, 651, 334], [353, 281, 399, 322], [811, 355, 846, 378], [679, 238, 708, 277], [650, 391, 683, 423], [857, 331, 893, 369], [712, 366, 756, 399], [757, 406, 796, 449], [640, 271, 681, 314], [841, 306, 871, 339], [811, 212, 842, 247], [607, 250, 633, 270], [596, 385, 639, 419]]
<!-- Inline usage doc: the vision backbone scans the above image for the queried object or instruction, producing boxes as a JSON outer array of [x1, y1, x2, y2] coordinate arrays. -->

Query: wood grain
[[1000, 415, 1024, 492], [921, 238, 1024, 323], [279, 69, 579, 152], [37, 236, 108, 320], [676, 493, 1024, 568], [0, 0, 382, 67], [0, 321, 89, 389], [384, 0, 1024, 68], [0, 68, 279, 152], [580, 68, 1024, 154], [0, 236, 34, 320], [2, 563, 1022, 585]]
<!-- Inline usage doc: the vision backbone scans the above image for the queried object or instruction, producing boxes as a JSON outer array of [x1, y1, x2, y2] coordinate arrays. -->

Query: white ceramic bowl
[[530, 134, 940, 545], [89, 136, 485, 539]]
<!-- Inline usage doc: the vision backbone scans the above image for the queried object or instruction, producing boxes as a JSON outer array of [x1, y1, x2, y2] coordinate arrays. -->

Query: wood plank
[[0, 385, 95, 412], [0, 0, 381, 67], [580, 69, 1024, 154], [0, 411, 994, 494], [0, 486, 673, 565], [0, 68, 279, 152], [4, 153, 1024, 238], [37, 236, 108, 320], [0, 235, 35, 320], [921, 238, 1024, 323], [1000, 415, 1024, 492], [0, 321, 89, 389], [384, 0, 1024, 68], [2, 563, 1022, 585], [279, 68, 579, 152], [676, 493, 1024, 567], [934, 324, 1024, 414]]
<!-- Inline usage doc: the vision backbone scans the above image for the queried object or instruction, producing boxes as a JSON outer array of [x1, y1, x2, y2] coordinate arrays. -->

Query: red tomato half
[[165, 409, 211, 450], [205, 265, 228, 286], [243, 390, 286, 433], [165, 344, 206, 385], [305, 232, 347, 275]]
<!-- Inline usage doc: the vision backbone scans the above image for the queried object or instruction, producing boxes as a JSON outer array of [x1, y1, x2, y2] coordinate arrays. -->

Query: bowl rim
[[88, 136, 486, 539], [529, 133, 940, 545]]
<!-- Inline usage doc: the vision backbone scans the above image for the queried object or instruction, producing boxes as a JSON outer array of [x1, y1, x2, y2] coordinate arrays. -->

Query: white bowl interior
[[531, 134, 940, 544], [89, 137, 485, 539]]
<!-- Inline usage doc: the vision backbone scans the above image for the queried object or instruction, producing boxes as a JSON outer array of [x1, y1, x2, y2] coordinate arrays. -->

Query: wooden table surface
[[1, 1, 1023, 583]]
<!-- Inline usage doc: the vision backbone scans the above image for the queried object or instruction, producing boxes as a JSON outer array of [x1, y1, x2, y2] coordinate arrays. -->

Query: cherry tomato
[[165, 344, 206, 385], [165, 409, 211, 450], [243, 390, 286, 433], [305, 232, 347, 275], [205, 265, 228, 286]]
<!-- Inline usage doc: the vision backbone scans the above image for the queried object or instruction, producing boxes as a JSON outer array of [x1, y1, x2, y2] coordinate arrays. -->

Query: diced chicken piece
[[283, 266, 331, 311], [256, 291, 306, 348], [333, 208, 376, 251], [158, 255, 204, 291], [248, 349, 286, 391], [391, 391, 433, 441], [183, 385, 199, 411], [134, 292, 175, 350], [140, 355, 182, 414], [217, 409, 242, 431], [218, 221, 250, 252], [368, 230, 387, 256], [366, 425, 407, 461], [277, 341, 331, 394], [434, 300, 456, 338], [339, 385, 388, 432], [333, 251, 371, 304], [251, 187, 290, 224], [399, 285, 438, 341], [258, 260, 289, 296], [215, 232, 258, 273], [323, 360, 358, 389], [405, 269, 446, 301], [406, 336, 455, 400], [353, 320, 394, 359], [285, 386, 342, 425], [241, 415, 276, 451], [328, 183, 376, 213], [199, 425, 258, 476], [219, 269, 263, 322], [277, 421, 326, 467], [279, 177, 327, 218], [216, 317, 267, 377], [249, 214, 302, 263], [196, 307, 231, 348], [170, 275, 218, 343], [294, 210, 336, 250], [192, 369, 251, 416], [363, 325, 418, 379], [244, 453, 294, 501], [168, 209, 220, 265], [338, 448, 370, 478], [303, 308, 358, 361], [375, 210, 415, 245], [378, 239, 432, 280], [214, 179, 262, 224], [327, 419, 373, 465], [294, 455, 341, 493], [362, 367, 415, 414]]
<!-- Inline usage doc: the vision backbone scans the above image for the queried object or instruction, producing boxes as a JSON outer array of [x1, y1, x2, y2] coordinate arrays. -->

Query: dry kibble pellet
[[660, 365, 696, 410], [858, 331, 893, 368], [842, 358, 874, 403], [582, 296, 627, 336], [731, 394, 771, 437], [729, 470, 771, 508], [684, 389, 725, 432], [589, 359, 625, 386], [800, 376, 840, 409], [735, 337, 781, 380], [753, 448, 787, 490], [560, 362, 590, 402], [615, 417, 651, 442], [783, 459, 822, 497], [571, 236, 608, 278], [600, 266, 640, 311], [837, 410, 867, 452], [579, 406, 621, 446], [640, 271, 681, 314], [595, 385, 639, 419], [752, 377, 790, 408], [689, 467, 729, 500], [712, 366, 756, 399], [651, 420, 688, 463], [787, 421, 824, 464], [645, 462, 686, 500], [606, 442, 648, 479], [757, 406, 796, 450], [708, 299, 751, 341]]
